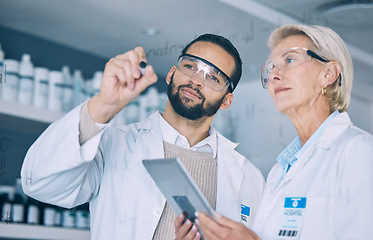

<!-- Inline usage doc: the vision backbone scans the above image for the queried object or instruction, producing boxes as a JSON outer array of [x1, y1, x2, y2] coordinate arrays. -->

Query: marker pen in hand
[[139, 61, 147, 76]]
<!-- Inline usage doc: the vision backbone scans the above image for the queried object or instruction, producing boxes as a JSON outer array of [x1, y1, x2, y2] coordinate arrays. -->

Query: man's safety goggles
[[177, 53, 233, 92]]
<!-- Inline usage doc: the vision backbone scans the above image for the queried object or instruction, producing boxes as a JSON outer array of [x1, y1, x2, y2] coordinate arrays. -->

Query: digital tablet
[[142, 158, 215, 224]]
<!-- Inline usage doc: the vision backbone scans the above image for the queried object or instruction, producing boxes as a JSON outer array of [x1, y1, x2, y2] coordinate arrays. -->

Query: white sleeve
[[20, 102, 109, 208]]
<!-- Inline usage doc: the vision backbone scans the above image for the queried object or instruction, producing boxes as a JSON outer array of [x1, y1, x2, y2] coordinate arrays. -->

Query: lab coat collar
[[271, 112, 352, 191], [159, 113, 218, 158], [134, 110, 163, 131], [130, 111, 165, 159], [315, 112, 352, 149]]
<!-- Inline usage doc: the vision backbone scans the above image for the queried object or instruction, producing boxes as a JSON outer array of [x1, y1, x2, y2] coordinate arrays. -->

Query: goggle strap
[[306, 50, 342, 87], [306, 50, 329, 63]]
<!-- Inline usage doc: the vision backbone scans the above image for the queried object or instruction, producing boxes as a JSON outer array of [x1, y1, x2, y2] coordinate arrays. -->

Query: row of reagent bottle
[[0, 46, 102, 112], [0, 180, 90, 229], [0, 45, 169, 123]]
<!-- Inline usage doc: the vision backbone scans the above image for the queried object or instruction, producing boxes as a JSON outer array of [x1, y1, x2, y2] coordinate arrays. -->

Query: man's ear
[[220, 93, 233, 110], [166, 66, 177, 85], [323, 61, 341, 86]]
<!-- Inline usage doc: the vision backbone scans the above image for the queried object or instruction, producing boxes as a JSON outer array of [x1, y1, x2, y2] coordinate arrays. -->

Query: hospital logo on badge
[[240, 204, 250, 223]]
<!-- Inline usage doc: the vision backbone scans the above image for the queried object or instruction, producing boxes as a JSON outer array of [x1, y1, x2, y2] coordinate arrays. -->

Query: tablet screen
[[142, 158, 215, 223]]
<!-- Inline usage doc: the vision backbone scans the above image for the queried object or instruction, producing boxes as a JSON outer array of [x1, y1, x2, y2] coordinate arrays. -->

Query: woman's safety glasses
[[177, 53, 233, 92], [261, 47, 330, 89]]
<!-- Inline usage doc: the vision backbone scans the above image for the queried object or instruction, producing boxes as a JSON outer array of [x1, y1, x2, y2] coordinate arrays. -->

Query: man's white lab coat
[[21, 105, 264, 239]]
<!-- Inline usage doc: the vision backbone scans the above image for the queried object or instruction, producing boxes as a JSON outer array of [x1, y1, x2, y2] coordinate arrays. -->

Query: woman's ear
[[324, 61, 341, 86], [219, 93, 233, 110], [166, 66, 177, 85]]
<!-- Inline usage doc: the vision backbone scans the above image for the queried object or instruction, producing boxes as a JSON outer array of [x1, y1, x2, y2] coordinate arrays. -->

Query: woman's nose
[[268, 65, 282, 83]]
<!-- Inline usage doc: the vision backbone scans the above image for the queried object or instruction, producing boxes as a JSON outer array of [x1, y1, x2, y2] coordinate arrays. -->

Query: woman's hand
[[175, 213, 201, 240], [196, 212, 260, 240]]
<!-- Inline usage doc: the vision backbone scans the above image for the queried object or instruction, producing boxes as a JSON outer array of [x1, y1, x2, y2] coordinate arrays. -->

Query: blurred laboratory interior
[[0, 0, 372, 238]]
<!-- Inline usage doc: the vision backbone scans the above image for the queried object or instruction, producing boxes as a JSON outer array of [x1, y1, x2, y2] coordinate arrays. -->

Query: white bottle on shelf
[[61, 66, 73, 112], [17, 54, 34, 105], [0, 44, 4, 99], [72, 69, 85, 107], [2, 59, 19, 101], [159, 92, 168, 111], [62, 208, 76, 228], [146, 87, 161, 117], [0, 186, 15, 222], [42, 203, 56, 226], [84, 77, 93, 101], [92, 71, 102, 97], [54, 207, 62, 227], [124, 99, 140, 124], [138, 95, 148, 121], [33, 67, 49, 109], [25, 196, 40, 225], [48, 71, 64, 112], [12, 178, 26, 223], [75, 204, 89, 229]]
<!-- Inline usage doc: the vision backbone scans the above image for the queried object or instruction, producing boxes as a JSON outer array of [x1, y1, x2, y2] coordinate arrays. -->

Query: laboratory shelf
[[0, 100, 65, 136], [0, 99, 66, 185], [0, 222, 90, 240], [0, 101, 88, 239], [0, 99, 64, 124]]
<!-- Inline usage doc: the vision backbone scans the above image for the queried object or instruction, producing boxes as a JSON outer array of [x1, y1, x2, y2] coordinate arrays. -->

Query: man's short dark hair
[[181, 33, 242, 92]]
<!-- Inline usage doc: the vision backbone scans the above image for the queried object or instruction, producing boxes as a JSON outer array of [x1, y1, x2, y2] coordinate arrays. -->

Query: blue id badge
[[240, 204, 250, 223], [276, 197, 307, 240]]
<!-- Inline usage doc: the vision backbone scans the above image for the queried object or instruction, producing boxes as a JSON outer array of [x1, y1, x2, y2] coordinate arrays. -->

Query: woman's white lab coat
[[251, 112, 373, 240], [21, 104, 264, 240]]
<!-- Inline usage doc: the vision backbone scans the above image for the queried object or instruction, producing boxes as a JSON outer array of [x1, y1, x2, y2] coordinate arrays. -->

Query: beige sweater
[[152, 141, 217, 240]]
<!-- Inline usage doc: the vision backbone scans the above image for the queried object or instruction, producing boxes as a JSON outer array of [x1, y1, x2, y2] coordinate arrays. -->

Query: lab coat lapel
[[132, 111, 165, 160], [277, 112, 352, 188], [215, 133, 244, 221], [124, 112, 166, 238]]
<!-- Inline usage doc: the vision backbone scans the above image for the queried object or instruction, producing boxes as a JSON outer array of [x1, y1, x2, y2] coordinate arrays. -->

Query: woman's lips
[[274, 87, 291, 94]]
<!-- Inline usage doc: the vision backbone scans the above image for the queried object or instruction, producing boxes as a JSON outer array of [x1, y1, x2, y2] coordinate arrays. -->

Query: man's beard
[[167, 73, 226, 120]]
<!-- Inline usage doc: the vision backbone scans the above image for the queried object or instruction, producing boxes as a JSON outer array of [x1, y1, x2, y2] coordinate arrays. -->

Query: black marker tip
[[139, 61, 147, 68]]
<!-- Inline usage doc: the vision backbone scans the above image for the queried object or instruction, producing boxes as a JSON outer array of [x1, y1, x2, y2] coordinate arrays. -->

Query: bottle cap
[[147, 87, 160, 106], [61, 65, 70, 74], [21, 54, 31, 62], [73, 69, 83, 79], [92, 71, 103, 90], [19, 54, 34, 77]]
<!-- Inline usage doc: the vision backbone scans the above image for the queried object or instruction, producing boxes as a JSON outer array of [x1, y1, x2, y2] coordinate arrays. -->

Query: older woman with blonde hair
[[175, 24, 373, 240]]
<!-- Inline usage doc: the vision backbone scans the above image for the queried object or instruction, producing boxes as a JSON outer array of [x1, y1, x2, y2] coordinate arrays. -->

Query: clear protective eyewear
[[177, 53, 233, 92], [261, 47, 331, 89]]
